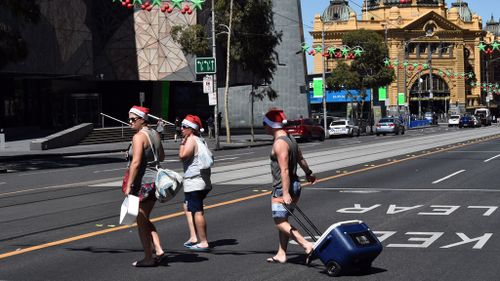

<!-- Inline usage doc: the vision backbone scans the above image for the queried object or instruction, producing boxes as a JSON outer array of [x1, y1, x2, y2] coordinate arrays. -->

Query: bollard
[[0, 129, 5, 150]]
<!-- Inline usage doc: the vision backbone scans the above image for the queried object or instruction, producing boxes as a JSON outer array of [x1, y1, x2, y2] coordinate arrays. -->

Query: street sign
[[203, 75, 213, 94], [139, 91, 145, 106], [208, 91, 217, 106], [195, 57, 216, 74]]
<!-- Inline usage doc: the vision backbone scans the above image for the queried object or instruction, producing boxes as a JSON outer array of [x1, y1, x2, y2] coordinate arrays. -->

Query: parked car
[[448, 114, 461, 127], [458, 115, 476, 128], [328, 119, 359, 137], [284, 118, 325, 142], [375, 117, 405, 136]]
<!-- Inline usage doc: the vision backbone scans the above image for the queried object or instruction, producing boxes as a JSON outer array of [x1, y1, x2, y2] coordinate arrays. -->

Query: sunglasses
[[181, 125, 191, 129], [128, 117, 141, 123]]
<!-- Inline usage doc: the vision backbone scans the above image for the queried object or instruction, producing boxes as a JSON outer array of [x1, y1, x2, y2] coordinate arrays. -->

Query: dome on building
[[322, 0, 355, 22], [451, 1, 473, 22], [485, 15, 500, 37]]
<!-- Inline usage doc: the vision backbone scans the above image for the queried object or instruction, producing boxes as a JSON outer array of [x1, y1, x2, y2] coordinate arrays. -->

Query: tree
[[171, 0, 282, 142], [326, 29, 394, 131], [0, 0, 40, 69], [326, 61, 360, 121]]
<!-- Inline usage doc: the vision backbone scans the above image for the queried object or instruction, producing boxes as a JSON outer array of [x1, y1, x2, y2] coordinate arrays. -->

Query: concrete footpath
[[0, 134, 274, 163]]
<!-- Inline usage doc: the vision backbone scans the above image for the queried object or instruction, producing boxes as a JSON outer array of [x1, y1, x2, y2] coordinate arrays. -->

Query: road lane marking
[[484, 154, 500, 162], [218, 152, 254, 157], [93, 168, 127, 173], [0, 182, 5, 185], [432, 170, 466, 184], [0, 177, 122, 197], [215, 157, 238, 161]]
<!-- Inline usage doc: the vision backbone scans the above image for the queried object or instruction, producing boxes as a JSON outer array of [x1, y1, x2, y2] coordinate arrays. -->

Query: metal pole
[[486, 56, 490, 109], [211, 0, 220, 149], [418, 73, 422, 117], [0, 129, 5, 150], [403, 43, 407, 116], [428, 42, 433, 114], [321, 21, 328, 137]]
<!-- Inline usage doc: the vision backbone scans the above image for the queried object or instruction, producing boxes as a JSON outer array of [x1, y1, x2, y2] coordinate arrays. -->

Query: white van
[[474, 108, 491, 126]]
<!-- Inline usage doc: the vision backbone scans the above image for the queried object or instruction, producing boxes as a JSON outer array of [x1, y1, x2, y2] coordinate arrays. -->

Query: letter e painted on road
[[337, 204, 381, 214], [387, 204, 424, 215], [387, 232, 443, 248], [418, 205, 460, 216], [440, 233, 493, 249]]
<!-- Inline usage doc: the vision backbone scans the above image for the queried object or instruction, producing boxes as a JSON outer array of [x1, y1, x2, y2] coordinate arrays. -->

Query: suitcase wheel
[[326, 261, 341, 277]]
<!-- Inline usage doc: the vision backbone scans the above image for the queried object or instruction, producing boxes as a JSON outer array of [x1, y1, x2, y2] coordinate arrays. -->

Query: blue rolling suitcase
[[284, 204, 383, 277]]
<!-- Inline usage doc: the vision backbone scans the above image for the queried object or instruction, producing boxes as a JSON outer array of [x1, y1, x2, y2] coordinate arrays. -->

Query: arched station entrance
[[409, 74, 450, 116]]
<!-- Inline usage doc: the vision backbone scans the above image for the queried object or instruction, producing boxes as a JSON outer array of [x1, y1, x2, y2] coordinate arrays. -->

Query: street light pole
[[321, 20, 328, 137], [211, 0, 220, 150], [428, 42, 434, 115]]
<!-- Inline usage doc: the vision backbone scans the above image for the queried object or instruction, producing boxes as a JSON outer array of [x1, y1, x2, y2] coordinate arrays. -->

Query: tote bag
[[196, 137, 214, 169], [142, 130, 183, 203], [155, 168, 183, 203]]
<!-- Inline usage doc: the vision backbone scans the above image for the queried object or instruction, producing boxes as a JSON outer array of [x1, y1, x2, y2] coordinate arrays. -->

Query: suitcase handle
[[282, 203, 322, 242]]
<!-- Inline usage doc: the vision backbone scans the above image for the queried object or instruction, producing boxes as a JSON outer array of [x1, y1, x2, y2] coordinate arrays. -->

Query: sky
[[299, 0, 499, 74]]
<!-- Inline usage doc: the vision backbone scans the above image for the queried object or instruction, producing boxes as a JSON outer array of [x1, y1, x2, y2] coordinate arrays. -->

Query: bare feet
[[132, 259, 157, 267], [304, 243, 314, 265], [266, 256, 286, 264]]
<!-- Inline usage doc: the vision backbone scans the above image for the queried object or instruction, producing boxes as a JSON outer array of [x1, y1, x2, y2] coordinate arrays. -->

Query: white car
[[448, 114, 460, 127], [328, 119, 359, 137]]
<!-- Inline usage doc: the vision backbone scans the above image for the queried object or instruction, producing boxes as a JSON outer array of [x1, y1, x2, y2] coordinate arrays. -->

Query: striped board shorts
[[271, 181, 301, 218]]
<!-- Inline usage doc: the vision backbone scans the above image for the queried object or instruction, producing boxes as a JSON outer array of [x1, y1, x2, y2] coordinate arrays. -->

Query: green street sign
[[195, 57, 216, 74]]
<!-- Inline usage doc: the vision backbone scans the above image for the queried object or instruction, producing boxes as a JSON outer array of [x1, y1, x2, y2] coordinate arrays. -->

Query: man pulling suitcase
[[263, 109, 317, 264]]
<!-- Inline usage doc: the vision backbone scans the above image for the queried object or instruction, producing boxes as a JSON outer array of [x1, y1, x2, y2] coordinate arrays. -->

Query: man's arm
[[275, 139, 292, 204], [297, 146, 317, 184]]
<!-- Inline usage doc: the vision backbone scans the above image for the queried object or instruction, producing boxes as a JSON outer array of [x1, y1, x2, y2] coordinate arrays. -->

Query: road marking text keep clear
[[336, 204, 497, 249]]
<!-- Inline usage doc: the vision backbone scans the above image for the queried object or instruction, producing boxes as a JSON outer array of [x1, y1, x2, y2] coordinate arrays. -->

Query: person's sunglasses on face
[[128, 117, 141, 123]]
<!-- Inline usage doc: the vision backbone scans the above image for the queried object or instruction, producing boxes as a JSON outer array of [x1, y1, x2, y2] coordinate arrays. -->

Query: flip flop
[[132, 259, 158, 267], [305, 251, 315, 266], [154, 253, 166, 263], [183, 241, 198, 248], [266, 257, 286, 264], [187, 244, 211, 252]]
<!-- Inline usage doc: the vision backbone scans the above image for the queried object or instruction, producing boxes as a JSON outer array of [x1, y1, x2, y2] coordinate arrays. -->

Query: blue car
[[458, 116, 476, 128]]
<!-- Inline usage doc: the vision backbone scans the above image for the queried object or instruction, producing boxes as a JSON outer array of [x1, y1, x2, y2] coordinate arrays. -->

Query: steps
[[78, 125, 177, 145]]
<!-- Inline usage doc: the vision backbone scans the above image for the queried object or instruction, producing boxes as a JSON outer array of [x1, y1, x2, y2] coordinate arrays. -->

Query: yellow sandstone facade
[[311, 0, 488, 115]]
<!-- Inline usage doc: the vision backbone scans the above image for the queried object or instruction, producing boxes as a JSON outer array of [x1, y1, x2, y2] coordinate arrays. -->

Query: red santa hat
[[182, 114, 204, 132], [263, 109, 287, 128], [129, 106, 149, 120]]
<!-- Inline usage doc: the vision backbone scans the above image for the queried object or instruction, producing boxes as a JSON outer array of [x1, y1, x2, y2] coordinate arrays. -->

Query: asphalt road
[[1, 126, 500, 281]]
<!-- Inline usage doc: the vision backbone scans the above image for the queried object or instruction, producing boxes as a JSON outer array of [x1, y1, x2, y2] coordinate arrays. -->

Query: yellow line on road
[[0, 135, 498, 260], [0, 192, 271, 260]]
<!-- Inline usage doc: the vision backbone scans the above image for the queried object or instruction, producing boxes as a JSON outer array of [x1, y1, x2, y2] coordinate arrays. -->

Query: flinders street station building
[[311, 0, 499, 116]]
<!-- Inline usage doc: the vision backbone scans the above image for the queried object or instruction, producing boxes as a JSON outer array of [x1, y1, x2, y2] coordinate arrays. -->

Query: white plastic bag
[[119, 195, 139, 225], [155, 168, 183, 203], [196, 137, 214, 169]]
